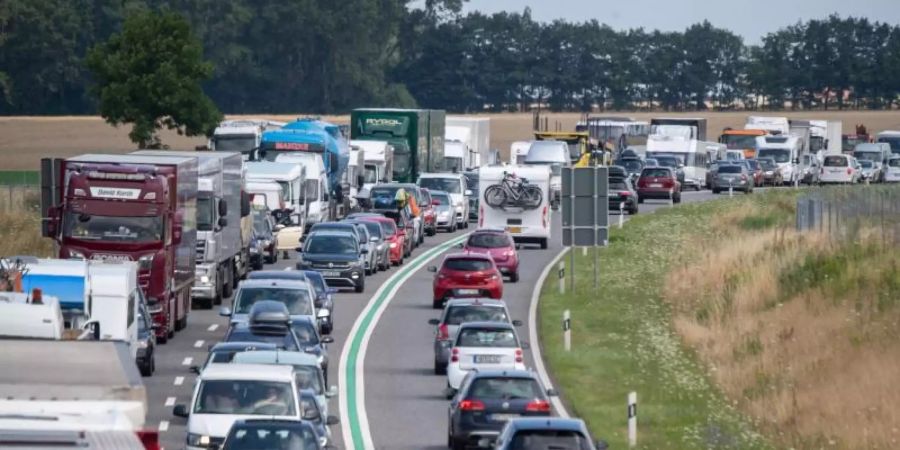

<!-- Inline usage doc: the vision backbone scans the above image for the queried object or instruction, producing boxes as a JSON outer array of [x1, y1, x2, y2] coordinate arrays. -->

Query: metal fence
[[796, 185, 900, 246], [0, 185, 40, 213]]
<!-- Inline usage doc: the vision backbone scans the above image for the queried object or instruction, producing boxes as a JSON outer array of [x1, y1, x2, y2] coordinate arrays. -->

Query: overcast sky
[[462, 0, 900, 44]]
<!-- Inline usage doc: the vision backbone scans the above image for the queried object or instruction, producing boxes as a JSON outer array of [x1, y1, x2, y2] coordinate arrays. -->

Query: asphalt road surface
[[147, 189, 722, 450]]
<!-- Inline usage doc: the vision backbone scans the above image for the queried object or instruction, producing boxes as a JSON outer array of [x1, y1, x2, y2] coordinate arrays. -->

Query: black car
[[494, 417, 608, 450], [135, 302, 156, 376], [191, 341, 279, 374], [300, 389, 340, 447], [614, 157, 644, 185], [222, 419, 326, 450], [297, 230, 367, 293], [289, 315, 335, 380], [608, 177, 638, 215], [463, 171, 479, 222], [448, 369, 555, 450], [222, 301, 304, 351], [303, 270, 337, 324], [250, 209, 277, 269]]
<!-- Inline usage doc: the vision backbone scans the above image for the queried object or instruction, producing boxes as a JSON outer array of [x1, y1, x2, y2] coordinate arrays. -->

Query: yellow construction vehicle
[[533, 131, 608, 167]]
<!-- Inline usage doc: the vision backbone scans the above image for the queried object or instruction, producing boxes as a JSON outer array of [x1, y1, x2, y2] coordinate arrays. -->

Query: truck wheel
[[222, 267, 234, 299]]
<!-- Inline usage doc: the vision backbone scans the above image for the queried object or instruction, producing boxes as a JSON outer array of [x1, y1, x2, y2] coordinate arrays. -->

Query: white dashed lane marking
[[193, 340, 204, 348], [158, 421, 169, 432], [164, 397, 176, 407], [174, 376, 185, 386], [207, 324, 219, 332], [182, 357, 193, 366]]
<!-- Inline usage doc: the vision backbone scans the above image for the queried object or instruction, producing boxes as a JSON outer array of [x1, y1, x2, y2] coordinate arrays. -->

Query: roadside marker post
[[563, 309, 571, 352], [628, 391, 637, 447], [618, 202, 625, 229], [558, 261, 565, 295]]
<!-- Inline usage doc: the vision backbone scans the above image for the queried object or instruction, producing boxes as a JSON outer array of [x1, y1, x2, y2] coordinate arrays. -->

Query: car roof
[[506, 417, 587, 432], [419, 172, 464, 179], [458, 321, 515, 330], [199, 363, 295, 381], [467, 369, 536, 379], [308, 230, 356, 238], [209, 341, 279, 352], [233, 418, 311, 428], [239, 279, 310, 290], [311, 222, 356, 231], [246, 271, 308, 281], [445, 297, 507, 307], [444, 252, 493, 261], [471, 227, 508, 234], [231, 350, 319, 366]]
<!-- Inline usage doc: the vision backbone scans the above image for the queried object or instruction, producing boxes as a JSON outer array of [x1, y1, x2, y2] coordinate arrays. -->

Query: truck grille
[[196, 240, 206, 259]]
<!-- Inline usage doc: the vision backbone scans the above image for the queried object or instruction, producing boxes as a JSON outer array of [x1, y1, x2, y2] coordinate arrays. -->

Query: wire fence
[[0, 185, 41, 214], [796, 185, 900, 247]]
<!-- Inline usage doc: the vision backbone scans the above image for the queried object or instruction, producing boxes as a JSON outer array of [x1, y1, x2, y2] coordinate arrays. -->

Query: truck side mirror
[[240, 192, 251, 217], [218, 198, 228, 217], [218, 217, 228, 228], [172, 404, 189, 418]]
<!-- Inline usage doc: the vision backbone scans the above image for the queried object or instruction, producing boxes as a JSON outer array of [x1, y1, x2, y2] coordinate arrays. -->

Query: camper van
[[755, 135, 803, 185], [509, 141, 532, 165], [478, 165, 552, 249]]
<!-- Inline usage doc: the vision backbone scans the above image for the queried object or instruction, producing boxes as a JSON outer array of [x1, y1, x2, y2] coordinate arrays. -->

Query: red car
[[461, 228, 520, 282], [419, 188, 437, 236], [636, 167, 681, 204], [428, 253, 503, 309], [359, 216, 407, 266]]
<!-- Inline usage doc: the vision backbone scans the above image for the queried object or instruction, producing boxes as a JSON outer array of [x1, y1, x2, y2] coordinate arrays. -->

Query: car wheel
[[434, 360, 447, 375], [354, 279, 365, 293], [674, 194, 682, 204], [629, 206, 638, 215], [637, 195, 644, 204], [509, 272, 519, 283], [712, 188, 720, 194], [433, 298, 444, 309]]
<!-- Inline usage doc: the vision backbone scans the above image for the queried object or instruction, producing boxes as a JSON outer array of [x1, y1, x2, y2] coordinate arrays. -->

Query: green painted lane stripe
[[342, 233, 469, 449]]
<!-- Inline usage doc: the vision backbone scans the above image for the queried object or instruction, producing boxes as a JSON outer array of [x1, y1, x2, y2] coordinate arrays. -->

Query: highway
[[149, 190, 721, 450]]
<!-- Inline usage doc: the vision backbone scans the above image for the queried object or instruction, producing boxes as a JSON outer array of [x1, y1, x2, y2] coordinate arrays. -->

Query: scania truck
[[350, 108, 446, 183], [41, 154, 198, 343]]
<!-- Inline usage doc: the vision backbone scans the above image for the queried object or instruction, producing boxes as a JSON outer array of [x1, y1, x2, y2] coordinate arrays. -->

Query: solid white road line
[[182, 357, 193, 366], [158, 421, 169, 432], [193, 340, 204, 348], [207, 324, 219, 332], [528, 247, 571, 418], [174, 376, 185, 386], [164, 397, 176, 407]]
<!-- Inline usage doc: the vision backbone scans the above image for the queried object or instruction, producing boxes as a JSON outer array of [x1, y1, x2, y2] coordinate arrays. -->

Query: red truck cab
[[42, 155, 198, 343]]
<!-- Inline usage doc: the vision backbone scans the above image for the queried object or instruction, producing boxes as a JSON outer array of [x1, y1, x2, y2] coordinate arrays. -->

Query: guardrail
[[796, 186, 900, 246]]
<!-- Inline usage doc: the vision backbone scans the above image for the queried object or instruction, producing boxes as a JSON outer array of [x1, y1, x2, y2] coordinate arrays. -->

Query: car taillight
[[847, 167, 852, 175], [479, 205, 484, 227], [619, 191, 630, 197], [542, 206, 548, 229], [525, 400, 551, 412], [451, 347, 459, 362], [437, 323, 450, 341], [135, 430, 161, 450], [459, 399, 485, 411], [515, 348, 523, 363]]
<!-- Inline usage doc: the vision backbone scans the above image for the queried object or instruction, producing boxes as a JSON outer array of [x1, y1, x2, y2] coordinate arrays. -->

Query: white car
[[418, 172, 471, 228], [819, 154, 857, 184], [446, 321, 527, 396], [174, 364, 300, 450], [885, 157, 900, 183], [231, 350, 337, 419]]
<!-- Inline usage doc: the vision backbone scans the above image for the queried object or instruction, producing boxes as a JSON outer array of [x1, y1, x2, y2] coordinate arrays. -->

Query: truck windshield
[[64, 213, 163, 243], [304, 180, 318, 203], [757, 149, 791, 163], [214, 136, 256, 154], [809, 136, 825, 152], [196, 196, 216, 232], [723, 134, 757, 149], [877, 137, 900, 152], [419, 178, 461, 194], [853, 151, 882, 162], [364, 165, 378, 183], [194, 380, 295, 416], [391, 143, 411, 181]]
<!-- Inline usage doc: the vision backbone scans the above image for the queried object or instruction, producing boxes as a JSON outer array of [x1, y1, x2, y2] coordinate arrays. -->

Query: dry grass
[[1, 111, 899, 170], [665, 203, 900, 449]]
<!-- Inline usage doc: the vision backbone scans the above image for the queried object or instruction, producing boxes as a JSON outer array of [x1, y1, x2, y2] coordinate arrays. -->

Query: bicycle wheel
[[484, 185, 507, 208], [522, 185, 543, 208]]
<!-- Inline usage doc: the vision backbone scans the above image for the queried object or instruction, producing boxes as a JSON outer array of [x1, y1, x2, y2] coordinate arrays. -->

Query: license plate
[[322, 271, 341, 277], [456, 289, 480, 295], [474, 354, 502, 364], [506, 226, 522, 234], [650, 183, 662, 188], [491, 413, 519, 422]]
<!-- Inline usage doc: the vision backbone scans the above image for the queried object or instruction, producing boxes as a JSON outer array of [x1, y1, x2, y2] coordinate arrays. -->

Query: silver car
[[711, 164, 754, 194], [427, 298, 520, 375], [348, 222, 379, 275], [429, 190, 456, 232], [347, 219, 390, 272]]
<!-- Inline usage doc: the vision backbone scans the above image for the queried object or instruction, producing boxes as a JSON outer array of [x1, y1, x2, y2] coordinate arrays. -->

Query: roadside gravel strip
[[339, 233, 470, 450]]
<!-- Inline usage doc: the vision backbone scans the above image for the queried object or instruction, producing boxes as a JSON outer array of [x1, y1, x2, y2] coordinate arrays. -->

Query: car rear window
[[468, 377, 544, 400], [609, 180, 628, 190], [445, 305, 509, 325], [444, 258, 493, 271], [456, 328, 518, 347], [641, 168, 670, 178], [508, 430, 593, 450], [718, 165, 742, 174], [747, 160, 760, 169], [467, 233, 511, 249], [225, 329, 298, 351], [824, 156, 848, 167]]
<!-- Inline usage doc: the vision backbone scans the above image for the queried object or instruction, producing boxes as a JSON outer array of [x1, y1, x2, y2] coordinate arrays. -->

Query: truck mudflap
[[276, 226, 304, 252]]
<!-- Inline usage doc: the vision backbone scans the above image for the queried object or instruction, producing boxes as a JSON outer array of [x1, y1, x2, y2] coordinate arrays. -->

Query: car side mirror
[[322, 336, 335, 344], [546, 388, 558, 396], [295, 247, 304, 253], [428, 318, 440, 325], [218, 199, 228, 217], [326, 415, 340, 426], [427, 266, 438, 273], [464, 189, 473, 196], [512, 320, 523, 327], [219, 307, 232, 317], [172, 404, 189, 418], [189, 365, 201, 375], [520, 341, 531, 350], [515, 244, 521, 250], [217, 217, 228, 228], [360, 248, 369, 254], [327, 386, 338, 398], [596, 440, 610, 450], [456, 243, 464, 249]]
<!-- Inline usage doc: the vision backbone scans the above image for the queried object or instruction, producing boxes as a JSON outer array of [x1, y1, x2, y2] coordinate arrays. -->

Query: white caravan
[[646, 120, 719, 189], [745, 116, 790, 135], [445, 117, 491, 171], [245, 162, 307, 257], [209, 119, 286, 161], [808, 120, 843, 156], [478, 165, 552, 249], [756, 135, 803, 185], [273, 152, 329, 228]]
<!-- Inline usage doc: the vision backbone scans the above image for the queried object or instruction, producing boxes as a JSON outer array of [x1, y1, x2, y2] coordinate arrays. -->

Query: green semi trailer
[[350, 108, 445, 183]]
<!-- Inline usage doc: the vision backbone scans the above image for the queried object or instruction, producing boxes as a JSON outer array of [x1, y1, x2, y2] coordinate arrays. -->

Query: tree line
[[1, 0, 899, 115]]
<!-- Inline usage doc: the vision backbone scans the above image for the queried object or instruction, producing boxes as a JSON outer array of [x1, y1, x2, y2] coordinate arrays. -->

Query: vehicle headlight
[[319, 435, 328, 447], [317, 354, 326, 365], [389, 242, 397, 249], [138, 339, 149, 349], [68, 249, 85, 259], [250, 245, 260, 254], [138, 254, 154, 271], [262, 240, 271, 248], [186, 433, 211, 447], [765, 171, 773, 175], [200, 275, 210, 284]]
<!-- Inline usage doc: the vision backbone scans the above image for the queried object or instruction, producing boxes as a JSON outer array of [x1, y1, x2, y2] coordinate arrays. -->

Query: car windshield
[[859, 160, 874, 168], [358, 221, 381, 239], [305, 234, 357, 255], [214, 136, 256, 154], [225, 423, 318, 450], [723, 134, 758, 149], [374, 220, 396, 237], [468, 377, 544, 400], [225, 328, 297, 350], [854, 151, 882, 162], [877, 137, 900, 151], [432, 194, 450, 205], [718, 165, 742, 174], [824, 156, 848, 167], [304, 273, 327, 296], [63, 213, 163, 243], [290, 321, 319, 346], [444, 258, 493, 271], [609, 180, 628, 190], [456, 328, 518, 348], [641, 168, 670, 178], [508, 430, 593, 450], [467, 233, 511, 249], [419, 177, 461, 194], [445, 305, 509, 325], [294, 366, 323, 394], [757, 149, 790, 163], [197, 196, 216, 232], [234, 287, 313, 316], [194, 380, 295, 416], [617, 159, 643, 173]]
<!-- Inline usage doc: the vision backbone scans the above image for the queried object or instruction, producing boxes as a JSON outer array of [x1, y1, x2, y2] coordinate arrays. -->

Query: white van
[[820, 154, 858, 184], [478, 165, 552, 249], [884, 157, 900, 183], [418, 172, 471, 228], [246, 162, 307, 256], [756, 135, 802, 185], [246, 179, 285, 212], [273, 153, 329, 227], [523, 141, 568, 205]]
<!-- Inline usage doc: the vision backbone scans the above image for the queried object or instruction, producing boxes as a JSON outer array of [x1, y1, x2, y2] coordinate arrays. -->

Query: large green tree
[[86, 9, 222, 148]]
